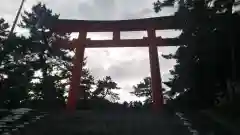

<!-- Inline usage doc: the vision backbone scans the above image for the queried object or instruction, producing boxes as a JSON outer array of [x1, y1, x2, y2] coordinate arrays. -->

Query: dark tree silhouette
[[131, 77, 152, 104], [0, 3, 121, 110], [92, 76, 120, 102], [131, 77, 167, 104], [153, 0, 239, 109], [19, 3, 73, 108], [0, 18, 35, 108]]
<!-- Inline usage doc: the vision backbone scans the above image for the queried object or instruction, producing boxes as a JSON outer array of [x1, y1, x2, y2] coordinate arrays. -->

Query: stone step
[[22, 111, 191, 135]]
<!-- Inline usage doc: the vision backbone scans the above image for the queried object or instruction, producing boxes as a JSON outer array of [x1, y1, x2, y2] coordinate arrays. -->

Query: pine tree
[[19, 3, 73, 108], [0, 18, 35, 108]]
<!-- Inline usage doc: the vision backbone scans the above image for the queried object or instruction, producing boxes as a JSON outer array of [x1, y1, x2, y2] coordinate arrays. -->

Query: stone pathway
[[0, 108, 48, 135], [22, 110, 191, 135]]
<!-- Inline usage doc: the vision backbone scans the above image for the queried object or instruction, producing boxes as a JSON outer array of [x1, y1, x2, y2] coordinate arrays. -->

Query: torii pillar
[[66, 31, 87, 111], [148, 29, 163, 111]]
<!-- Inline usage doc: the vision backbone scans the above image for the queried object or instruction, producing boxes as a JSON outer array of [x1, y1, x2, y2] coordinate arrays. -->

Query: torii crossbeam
[[50, 16, 181, 111]]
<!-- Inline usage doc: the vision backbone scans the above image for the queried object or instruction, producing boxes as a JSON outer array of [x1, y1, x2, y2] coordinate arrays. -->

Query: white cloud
[[85, 46, 177, 91]]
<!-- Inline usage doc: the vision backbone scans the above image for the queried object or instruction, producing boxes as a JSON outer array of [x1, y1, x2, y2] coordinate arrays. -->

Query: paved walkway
[[23, 110, 191, 135]]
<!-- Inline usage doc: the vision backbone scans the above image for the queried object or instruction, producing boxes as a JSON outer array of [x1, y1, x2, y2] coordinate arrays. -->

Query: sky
[[0, 0, 180, 102]]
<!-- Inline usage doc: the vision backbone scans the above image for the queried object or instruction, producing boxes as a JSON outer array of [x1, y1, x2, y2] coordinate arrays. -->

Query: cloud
[[86, 46, 177, 92]]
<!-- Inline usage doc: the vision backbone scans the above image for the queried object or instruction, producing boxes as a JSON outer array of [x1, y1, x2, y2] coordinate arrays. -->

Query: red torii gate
[[50, 16, 181, 111]]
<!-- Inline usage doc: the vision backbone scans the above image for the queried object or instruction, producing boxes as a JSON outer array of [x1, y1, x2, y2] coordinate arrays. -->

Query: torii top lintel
[[51, 16, 180, 33]]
